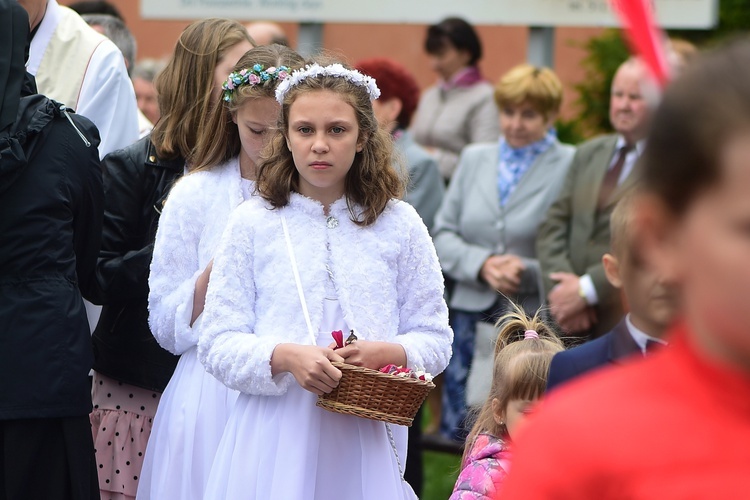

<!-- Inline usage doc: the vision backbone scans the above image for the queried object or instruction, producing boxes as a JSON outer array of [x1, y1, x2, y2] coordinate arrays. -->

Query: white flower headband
[[274, 63, 381, 104]]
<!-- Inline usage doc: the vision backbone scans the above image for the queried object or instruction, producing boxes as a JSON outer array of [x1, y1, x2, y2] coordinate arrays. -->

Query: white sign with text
[[142, 0, 718, 29]]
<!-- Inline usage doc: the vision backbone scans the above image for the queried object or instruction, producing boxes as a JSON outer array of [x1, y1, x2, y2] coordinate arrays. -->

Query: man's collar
[[615, 135, 646, 154], [626, 314, 667, 354]]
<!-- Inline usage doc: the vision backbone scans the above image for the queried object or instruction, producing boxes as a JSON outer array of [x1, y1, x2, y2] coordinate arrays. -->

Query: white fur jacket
[[198, 193, 453, 396], [148, 157, 249, 355]]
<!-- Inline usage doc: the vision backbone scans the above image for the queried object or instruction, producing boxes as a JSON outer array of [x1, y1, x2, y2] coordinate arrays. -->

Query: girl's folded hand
[[335, 341, 406, 371], [271, 344, 344, 395]]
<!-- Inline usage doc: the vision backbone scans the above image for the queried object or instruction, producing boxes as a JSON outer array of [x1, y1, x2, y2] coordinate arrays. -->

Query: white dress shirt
[[626, 313, 668, 354]]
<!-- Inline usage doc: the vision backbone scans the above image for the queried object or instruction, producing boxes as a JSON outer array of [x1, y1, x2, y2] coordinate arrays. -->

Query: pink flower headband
[[222, 64, 291, 102]]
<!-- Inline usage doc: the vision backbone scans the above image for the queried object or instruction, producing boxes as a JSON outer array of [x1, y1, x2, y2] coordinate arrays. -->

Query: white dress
[[137, 171, 252, 500], [204, 251, 418, 500], [197, 195, 452, 499]]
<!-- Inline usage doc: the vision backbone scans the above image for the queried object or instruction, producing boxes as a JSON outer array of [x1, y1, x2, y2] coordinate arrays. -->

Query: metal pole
[[297, 22, 324, 58], [527, 26, 555, 68]]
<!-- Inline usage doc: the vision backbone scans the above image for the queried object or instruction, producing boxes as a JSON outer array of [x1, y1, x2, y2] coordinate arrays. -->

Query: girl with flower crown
[[139, 45, 305, 500], [197, 60, 453, 499], [450, 303, 563, 499], [87, 19, 253, 500]]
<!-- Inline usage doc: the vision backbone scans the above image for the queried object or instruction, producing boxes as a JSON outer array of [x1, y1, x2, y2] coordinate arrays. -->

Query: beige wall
[[62, 0, 605, 119]]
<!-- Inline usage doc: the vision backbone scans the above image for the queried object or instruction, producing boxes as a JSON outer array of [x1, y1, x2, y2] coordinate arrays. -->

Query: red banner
[[610, 0, 671, 87]]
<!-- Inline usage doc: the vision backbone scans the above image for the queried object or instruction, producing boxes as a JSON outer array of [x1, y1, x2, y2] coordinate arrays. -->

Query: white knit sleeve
[[197, 206, 293, 396], [148, 178, 204, 355]]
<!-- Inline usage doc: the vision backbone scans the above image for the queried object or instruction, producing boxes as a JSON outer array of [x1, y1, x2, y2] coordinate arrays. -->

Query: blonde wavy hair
[[463, 302, 564, 463], [256, 58, 406, 226]]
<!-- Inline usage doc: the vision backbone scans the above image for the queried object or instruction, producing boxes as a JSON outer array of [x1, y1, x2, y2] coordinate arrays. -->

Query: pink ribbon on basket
[[331, 330, 345, 349], [331, 330, 358, 350]]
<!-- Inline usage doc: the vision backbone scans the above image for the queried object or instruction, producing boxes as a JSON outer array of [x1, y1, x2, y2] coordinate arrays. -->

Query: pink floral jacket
[[450, 433, 511, 499]]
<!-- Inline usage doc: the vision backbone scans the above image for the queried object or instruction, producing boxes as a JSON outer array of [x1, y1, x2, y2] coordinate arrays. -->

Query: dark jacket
[[546, 319, 641, 392], [87, 136, 183, 392], [0, 77, 103, 419]]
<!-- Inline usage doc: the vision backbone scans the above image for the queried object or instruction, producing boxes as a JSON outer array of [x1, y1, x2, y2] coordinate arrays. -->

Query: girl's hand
[[271, 344, 344, 395], [335, 341, 407, 371]]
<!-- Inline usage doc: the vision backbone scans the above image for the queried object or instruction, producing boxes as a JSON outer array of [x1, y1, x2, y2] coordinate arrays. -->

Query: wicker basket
[[316, 362, 435, 426]]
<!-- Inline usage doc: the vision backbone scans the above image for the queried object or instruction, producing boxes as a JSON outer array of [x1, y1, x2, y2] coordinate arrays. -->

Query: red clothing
[[501, 324, 750, 499]]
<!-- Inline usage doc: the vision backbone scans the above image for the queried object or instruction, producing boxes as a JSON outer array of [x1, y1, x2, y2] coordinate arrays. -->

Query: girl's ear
[[384, 97, 403, 125], [491, 398, 505, 427], [602, 253, 622, 289], [231, 112, 238, 125]]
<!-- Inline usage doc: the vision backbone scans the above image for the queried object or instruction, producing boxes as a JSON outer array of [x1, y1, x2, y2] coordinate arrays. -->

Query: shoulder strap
[[280, 213, 316, 345]]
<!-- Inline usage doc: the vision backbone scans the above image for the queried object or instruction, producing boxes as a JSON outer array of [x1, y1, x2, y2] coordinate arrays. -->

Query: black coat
[[0, 83, 103, 419], [87, 136, 182, 392]]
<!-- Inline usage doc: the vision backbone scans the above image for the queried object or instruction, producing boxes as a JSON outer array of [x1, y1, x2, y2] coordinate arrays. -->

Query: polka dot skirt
[[90, 371, 161, 500]]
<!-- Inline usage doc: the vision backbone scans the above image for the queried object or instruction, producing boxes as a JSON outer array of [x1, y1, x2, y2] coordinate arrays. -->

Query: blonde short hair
[[609, 189, 639, 259], [494, 64, 563, 119]]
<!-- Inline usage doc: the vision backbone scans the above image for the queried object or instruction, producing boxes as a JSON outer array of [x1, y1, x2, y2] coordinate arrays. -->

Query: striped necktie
[[597, 144, 632, 210]]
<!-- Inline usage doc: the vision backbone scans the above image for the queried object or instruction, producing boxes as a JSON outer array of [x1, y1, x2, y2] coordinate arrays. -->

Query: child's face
[[493, 397, 538, 441], [604, 250, 679, 336], [649, 133, 750, 367], [286, 89, 362, 204], [232, 96, 280, 175]]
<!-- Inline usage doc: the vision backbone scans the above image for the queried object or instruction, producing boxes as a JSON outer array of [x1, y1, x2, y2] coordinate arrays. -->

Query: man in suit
[[546, 192, 679, 391], [536, 58, 653, 338]]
